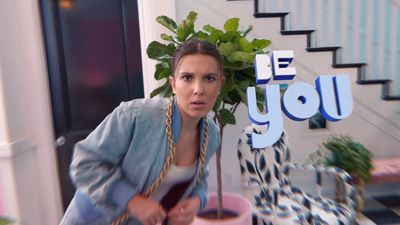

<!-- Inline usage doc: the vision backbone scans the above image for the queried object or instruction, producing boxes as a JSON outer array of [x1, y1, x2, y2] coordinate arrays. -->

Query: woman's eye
[[182, 75, 192, 81], [205, 76, 216, 82]]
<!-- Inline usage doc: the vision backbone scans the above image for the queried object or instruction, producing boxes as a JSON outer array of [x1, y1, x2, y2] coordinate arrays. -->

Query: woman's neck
[[176, 101, 202, 133], [180, 115, 201, 133]]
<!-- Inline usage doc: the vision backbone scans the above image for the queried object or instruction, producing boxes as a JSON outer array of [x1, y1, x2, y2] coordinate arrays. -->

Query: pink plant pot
[[192, 192, 253, 225]]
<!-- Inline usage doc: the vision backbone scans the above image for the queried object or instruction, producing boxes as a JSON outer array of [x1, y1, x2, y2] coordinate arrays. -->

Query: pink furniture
[[370, 157, 400, 184]]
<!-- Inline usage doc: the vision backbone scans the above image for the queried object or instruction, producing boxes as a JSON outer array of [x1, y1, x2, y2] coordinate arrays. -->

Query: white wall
[[138, 0, 176, 97], [0, 0, 63, 224]]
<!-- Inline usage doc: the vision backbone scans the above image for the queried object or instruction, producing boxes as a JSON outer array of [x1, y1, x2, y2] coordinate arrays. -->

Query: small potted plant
[[308, 134, 373, 215], [147, 11, 270, 224], [0, 217, 15, 225]]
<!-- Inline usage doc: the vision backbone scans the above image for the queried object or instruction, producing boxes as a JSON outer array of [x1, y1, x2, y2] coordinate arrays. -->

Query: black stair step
[[357, 79, 390, 85], [332, 63, 366, 68], [254, 12, 288, 18], [281, 30, 314, 35], [306, 46, 341, 52], [382, 95, 400, 100]]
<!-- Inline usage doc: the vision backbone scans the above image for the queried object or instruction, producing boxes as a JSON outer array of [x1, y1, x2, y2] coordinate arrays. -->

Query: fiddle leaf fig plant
[[147, 11, 270, 218]]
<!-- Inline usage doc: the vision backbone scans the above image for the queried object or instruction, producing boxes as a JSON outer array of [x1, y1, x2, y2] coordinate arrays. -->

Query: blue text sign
[[247, 51, 353, 149]]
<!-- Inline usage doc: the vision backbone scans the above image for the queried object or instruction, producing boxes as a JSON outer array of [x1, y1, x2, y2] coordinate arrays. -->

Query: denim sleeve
[[69, 102, 139, 211]]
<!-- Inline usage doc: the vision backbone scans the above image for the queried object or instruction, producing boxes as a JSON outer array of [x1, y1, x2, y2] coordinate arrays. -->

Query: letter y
[[246, 85, 284, 148]]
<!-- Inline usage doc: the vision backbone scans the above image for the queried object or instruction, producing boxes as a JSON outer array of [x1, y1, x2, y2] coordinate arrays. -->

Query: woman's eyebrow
[[206, 73, 222, 78], [204, 72, 219, 76], [178, 71, 193, 76]]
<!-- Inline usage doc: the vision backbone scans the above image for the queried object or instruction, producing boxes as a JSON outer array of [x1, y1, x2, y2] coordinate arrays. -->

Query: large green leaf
[[222, 31, 241, 42], [218, 108, 236, 125], [234, 85, 247, 103], [156, 16, 177, 33], [252, 39, 271, 49], [225, 90, 242, 104], [177, 23, 194, 42], [239, 80, 250, 89], [223, 77, 234, 91], [203, 25, 224, 45], [176, 12, 198, 42], [186, 11, 198, 24], [230, 63, 255, 71], [150, 81, 170, 98], [239, 38, 252, 53], [224, 18, 239, 32], [147, 41, 175, 60], [228, 51, 254, 63], [218, 42, 235, 57], [203, 24, 223, 34], [154, 65, 171, 80], [205, 33, 220, 45], [213, 98, 222, 111], [160, 34, 176, 43], [193, 31, 209, 40]]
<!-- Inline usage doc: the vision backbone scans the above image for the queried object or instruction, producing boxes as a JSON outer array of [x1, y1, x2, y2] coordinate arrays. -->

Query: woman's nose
[[193, 81, 205, 96]]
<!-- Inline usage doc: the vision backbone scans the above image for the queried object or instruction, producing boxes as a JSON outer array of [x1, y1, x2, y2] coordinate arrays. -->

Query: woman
[[60, 39, 225, 225]]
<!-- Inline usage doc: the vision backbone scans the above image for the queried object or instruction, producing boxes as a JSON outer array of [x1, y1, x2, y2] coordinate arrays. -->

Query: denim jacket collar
[[171, 99, 205, 151]]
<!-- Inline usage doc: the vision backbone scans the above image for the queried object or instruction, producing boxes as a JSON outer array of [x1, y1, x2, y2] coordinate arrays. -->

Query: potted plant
[[308, 134, 373, 215], [147, 11, 270, 223], [0, 217, 15, 225]]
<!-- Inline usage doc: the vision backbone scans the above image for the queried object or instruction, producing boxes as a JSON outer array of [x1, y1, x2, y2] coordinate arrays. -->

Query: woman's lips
[[191, 101, 206, 109]]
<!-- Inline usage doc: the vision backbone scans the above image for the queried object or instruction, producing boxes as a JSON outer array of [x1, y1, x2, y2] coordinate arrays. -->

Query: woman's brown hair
[[171, 39, 224, 76]]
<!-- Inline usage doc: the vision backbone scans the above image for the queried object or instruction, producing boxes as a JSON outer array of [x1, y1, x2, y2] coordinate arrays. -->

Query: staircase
[[254, 0, 400, 100]]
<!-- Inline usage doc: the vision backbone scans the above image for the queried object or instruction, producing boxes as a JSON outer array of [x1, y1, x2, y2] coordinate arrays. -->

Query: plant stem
[[216, 137, 223, 219], [214, 103, 236, 219]]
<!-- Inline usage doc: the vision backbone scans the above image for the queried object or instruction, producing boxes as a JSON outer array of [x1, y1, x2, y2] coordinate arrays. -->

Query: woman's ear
[[220, 76, 225, 88], [169, 76, 176, 94], [217, 76, 225, 95]]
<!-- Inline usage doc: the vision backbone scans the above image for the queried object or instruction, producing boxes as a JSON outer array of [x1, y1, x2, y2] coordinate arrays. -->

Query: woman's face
[[169, 54, 224, 121]]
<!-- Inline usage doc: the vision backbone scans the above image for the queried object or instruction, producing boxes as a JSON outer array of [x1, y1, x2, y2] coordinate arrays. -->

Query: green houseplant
[[0, 217, 14, 225], [322, 135, 373, 183], [147, 11, 270, 219], [309, 134, 373, 214]]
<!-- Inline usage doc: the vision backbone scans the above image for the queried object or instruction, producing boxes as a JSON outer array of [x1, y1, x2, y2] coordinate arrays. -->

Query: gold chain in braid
[[111, 97, 209, 225], [196, 118, 208, 184]]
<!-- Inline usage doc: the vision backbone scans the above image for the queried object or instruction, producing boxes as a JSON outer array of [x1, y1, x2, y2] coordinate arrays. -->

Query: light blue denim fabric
[[59, 98, 220, 225]]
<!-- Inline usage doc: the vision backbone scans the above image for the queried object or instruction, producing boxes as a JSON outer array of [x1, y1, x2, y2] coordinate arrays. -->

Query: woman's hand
[[167, 197, 201, 225], [127, 195, 166, 225]]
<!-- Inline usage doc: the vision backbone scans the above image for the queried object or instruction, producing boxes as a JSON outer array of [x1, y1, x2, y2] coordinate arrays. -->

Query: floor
[[359, 194, 400, 225], [250, 194, 400, 225]]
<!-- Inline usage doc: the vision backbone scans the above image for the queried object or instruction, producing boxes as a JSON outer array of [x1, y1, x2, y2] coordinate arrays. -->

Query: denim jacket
[[59, 98, 220, 225]]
